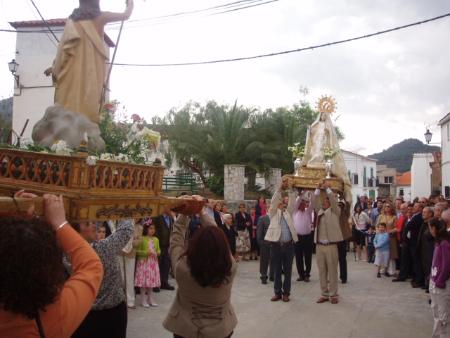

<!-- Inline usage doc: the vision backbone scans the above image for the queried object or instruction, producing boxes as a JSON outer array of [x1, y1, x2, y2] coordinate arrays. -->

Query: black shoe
[[304, 276, 310, 283], [341, 279, 347, 284], [411, 281, 424, 288], [269, 277, 274, 282], [297, 276, 304, 282], [153, 287, 160, 293], [161, 284, 175, 291], [384, 272, 391, 277], [425, 289, 430, 294], [377, 272, 381, 278], [392, 278, 406, 282], [261, 279, 268, 285]]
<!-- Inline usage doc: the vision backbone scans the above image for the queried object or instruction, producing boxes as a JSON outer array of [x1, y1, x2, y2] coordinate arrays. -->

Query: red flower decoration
[[131, 114, 141, 123], [104, 103, 114, 112]]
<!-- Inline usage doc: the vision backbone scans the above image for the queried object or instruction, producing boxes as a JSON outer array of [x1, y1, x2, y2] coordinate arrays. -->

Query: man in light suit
[[265, 178, 299, 302], [312, 181, 343, 304]]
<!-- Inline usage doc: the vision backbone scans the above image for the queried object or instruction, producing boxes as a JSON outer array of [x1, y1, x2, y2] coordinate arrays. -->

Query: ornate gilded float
[[283, 167, 344, 192], [0, 148, 192, 221], [286, 96, 351, 202]]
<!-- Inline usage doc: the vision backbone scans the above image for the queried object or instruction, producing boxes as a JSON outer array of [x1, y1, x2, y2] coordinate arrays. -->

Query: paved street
[[127, 254, 433, 338]]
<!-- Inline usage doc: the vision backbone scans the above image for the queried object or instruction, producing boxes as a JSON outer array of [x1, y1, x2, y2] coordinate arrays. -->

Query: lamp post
[[424, 128, 432, 144], [8, 59, 20, 87]]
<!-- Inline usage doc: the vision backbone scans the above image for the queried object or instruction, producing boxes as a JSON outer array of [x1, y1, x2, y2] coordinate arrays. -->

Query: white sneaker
[[141, 297, 150, 308], [149, 297, 158, 307]]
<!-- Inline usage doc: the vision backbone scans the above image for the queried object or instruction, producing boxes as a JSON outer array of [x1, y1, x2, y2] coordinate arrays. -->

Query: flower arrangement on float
[[5, 101, 161, 166], [288, 143, 305, 158]]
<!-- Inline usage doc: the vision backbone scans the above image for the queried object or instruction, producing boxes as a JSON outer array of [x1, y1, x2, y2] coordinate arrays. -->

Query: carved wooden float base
[[284, 166, 344, 192], [0, 148, 193, 221]]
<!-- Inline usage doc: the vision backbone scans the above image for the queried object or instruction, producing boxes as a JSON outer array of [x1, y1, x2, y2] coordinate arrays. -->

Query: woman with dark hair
[[213, 201, 224, 227], [0, 193, 103, 338], [428, 218, 450, 337], [249, 207, 259, 260], [235, 203, 252, 261], [72, 218, 134, 338], [255, 196, 267, 220], [352, 204, 371, 261], [163, 196, 237, 338]]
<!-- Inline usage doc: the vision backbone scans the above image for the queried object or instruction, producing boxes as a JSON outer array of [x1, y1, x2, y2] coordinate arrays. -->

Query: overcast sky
[[0, 0, 449, 155]]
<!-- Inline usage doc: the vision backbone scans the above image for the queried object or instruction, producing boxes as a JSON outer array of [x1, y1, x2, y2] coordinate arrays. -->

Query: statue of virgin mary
[[302, 102, 352, 203]]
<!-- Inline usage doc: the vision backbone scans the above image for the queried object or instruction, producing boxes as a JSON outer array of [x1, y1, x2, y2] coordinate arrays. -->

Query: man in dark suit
[[154, 206, 175, 291], [394, 202, 424, 287], [417, 207, 435, 291], [257, 213, 273, 284], [338, 200, 352, 283]]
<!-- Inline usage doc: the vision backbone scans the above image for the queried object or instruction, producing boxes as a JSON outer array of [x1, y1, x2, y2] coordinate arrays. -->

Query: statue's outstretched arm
[[100, 0, 134, 24]]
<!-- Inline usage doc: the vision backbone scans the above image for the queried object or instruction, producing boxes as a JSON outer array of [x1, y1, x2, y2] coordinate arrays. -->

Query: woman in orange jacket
[[0, 193, 103, 338]]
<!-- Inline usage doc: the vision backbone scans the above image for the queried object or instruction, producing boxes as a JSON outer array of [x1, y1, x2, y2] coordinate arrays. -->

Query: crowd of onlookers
[[353, 194, 450, 337], [352, 195, 449, 287], [208, 190, 450, 336], [1, 188, 448, 338], [0, 193, 237, 338]]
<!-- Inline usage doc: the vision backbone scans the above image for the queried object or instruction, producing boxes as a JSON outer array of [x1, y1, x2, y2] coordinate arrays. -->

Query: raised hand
[[42, 194, 67, 230], [14, 190, 38, 216]]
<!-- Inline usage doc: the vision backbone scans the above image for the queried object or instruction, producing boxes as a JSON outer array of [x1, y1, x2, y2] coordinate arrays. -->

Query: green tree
[[159, 99, 341, 195], [162, 101, 254, 187], [0, 117, 11, 143]]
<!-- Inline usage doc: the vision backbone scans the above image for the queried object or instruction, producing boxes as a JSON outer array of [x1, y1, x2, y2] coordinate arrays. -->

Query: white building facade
[[411, 153, 434, 199], [9, 19, 113, 142], [439, 113, 450, 199], [396, 185, 412, 201], [395, 172, 412, 202], [342, 150, 378, 203]]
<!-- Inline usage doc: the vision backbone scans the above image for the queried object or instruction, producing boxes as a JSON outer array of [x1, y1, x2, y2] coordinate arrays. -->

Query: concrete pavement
[[127, 254, 433, 338]]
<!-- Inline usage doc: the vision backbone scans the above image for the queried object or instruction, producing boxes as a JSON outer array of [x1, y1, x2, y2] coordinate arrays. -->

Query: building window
[[363, 166, 367, 187], [399, 188, 404, 196], [384, 176, 393, 184], [353, 174, 359, 185], [447, 123, 450, 141]]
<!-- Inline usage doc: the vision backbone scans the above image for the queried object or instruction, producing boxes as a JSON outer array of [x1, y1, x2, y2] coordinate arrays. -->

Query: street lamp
[[424, 128, 432, 144], [8, 59, 20, 86]]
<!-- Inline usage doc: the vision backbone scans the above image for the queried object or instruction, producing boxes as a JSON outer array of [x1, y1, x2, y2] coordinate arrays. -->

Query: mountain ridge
[[368, 138, 440, 173]]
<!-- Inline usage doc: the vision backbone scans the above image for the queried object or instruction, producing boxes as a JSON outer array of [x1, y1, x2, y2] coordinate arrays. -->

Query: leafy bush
[[207, 176, 224, 196]]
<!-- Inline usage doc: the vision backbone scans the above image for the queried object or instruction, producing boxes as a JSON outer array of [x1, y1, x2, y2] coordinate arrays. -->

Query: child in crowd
[[428, 219, 450, 338], [135, 223, 161, 307], [365, 226, 376, 263], [374, 223, 390, 278], [96, 223, 107, 240]]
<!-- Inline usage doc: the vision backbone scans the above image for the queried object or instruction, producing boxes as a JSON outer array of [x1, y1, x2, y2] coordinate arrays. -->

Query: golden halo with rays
[[316, 96, 337, 114]]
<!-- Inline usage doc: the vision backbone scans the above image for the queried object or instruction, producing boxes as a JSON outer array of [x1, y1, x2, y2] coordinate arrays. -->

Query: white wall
[[396, 185, 412, 202], [12, 26, 62, 141], [441, 120, 450, 198], [411, 153, 433, 199], [342, 150, 378, 204]]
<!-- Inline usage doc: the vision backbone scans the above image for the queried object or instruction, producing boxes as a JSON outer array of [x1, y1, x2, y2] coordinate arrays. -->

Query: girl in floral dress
[[135, 223, 161, 307]]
